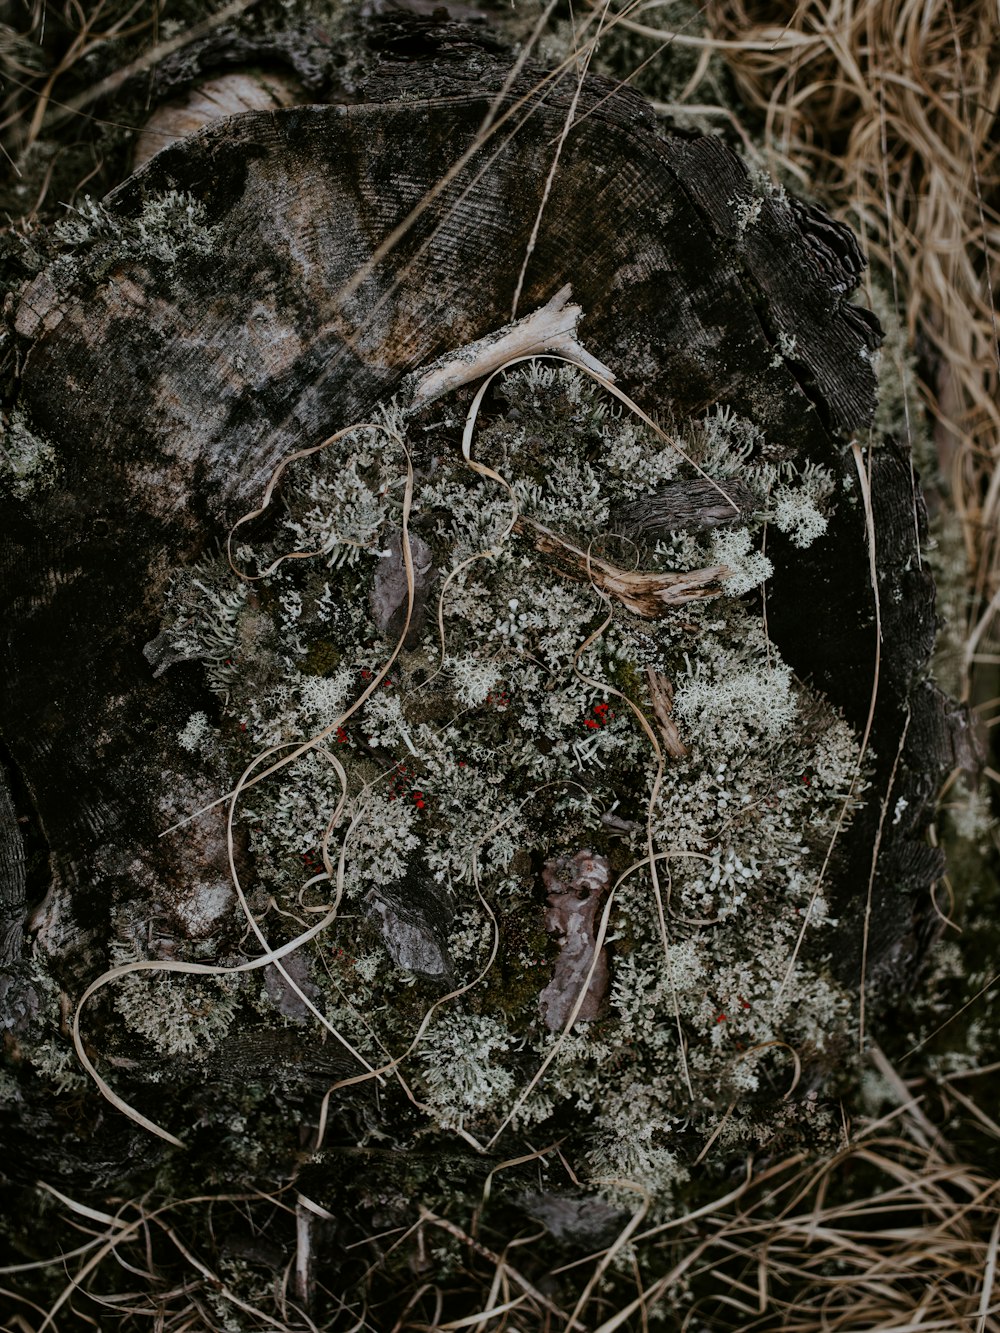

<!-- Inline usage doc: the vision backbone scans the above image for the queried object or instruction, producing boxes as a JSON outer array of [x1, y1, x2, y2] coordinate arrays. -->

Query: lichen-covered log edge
[[0, 13, 975, 1326]]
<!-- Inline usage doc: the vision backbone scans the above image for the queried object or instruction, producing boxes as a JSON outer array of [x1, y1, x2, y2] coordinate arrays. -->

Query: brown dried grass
[[699, 0, 1000, 703], [4, 1052, 999, 1330]]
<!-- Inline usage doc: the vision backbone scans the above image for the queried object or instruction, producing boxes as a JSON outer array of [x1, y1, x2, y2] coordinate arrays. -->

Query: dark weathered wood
[[0, 764, 25, 968], [614, 478, 757, 535]]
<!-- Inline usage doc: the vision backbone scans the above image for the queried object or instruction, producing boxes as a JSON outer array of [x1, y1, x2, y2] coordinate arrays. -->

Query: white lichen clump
[[111, 944, 239, 1058], [157, 363, 862, 1210], [732, 194, 763, 236], [54, 189, 218, 268], [772, 461, 835, 549], [0, 408, 60, 499], [420, 1012, 516, 1129], [177, 711, 214, 754]]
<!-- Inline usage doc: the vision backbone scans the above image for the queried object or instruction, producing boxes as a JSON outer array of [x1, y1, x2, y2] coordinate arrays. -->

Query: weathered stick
[[645, 667, 688, 758], [403, 284, 615, 410], [515, 514, 728, 616], [615, 477, 757, 536]]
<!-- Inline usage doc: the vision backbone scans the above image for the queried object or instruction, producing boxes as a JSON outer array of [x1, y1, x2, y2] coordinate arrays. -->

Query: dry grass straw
[[6, 1053, 1000, 1331], [690, 0, 1000, 703]]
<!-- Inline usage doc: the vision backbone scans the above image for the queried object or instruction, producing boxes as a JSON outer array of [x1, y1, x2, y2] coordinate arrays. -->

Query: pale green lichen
[[177, 710, 215, 754], [710, 526, 774, 593], [770, 330, 800, 369], [54, 188, 218, 268], [154, 363, 868, 1213], [732, 193, 764, 236], [25, 1037, 86, 1093], [161, 557, 252, 698], [112, 963, 239, 1058], [6, 962, 84, 1094], [772, 461, 835, 548], [420, 1012, 516, 1130], [866, 283, 919, 445], [0, 407, 60, 500]]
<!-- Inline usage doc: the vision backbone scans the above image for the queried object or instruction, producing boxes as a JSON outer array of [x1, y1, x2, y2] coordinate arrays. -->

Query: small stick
[[403, 284, 615, 410], [515, 514, 728, 616], [645, 667, 688, 758]]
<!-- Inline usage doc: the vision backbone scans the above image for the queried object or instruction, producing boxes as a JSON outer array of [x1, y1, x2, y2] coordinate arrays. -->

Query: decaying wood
[[368, 879, 453, 982], [11, 74, 884, 536], [615, 478, 757, 537], [514, 515, 728, 615], [645, 668, 688, 759], [0, 765, 25, 969], [133, 69, 304, 170], [539, 851, 610, 1031]]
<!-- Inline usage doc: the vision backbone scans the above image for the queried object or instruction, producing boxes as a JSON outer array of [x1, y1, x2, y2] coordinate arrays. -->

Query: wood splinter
[[539, 850, 610, 1031], [515, 514, 729, 616], [645, 667, 688, 758], [403, 284, 615, 410]]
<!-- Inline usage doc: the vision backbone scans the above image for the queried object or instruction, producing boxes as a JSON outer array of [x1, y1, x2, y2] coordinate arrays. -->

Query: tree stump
[[0, 16, 969, 1318]]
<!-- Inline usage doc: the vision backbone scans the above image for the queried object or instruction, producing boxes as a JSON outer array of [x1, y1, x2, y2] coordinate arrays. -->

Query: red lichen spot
[[583, 703, 616, 730], [716, 1013, 727, 1023]]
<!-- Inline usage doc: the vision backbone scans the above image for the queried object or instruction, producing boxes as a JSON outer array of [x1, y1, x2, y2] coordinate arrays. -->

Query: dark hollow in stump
[[0, 19, 969, 1275]]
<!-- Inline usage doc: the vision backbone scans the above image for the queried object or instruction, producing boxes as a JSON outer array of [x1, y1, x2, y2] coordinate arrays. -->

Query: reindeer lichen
[[53, 188, 218, 272], [151, 361, 868, 1214], [111, 941, 240, 1058], [0, 407, 59, 500]]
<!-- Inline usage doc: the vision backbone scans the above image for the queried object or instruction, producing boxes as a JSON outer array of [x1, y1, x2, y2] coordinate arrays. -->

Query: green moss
[[302, 637, 342, 676], [609, 655, 647, 708], [476, 909, 556, 1020]]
